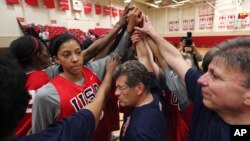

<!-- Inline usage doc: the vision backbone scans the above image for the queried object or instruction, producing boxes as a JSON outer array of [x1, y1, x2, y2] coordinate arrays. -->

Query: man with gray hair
[[113, 60, 167, 141], [135, 14, 250, 141]]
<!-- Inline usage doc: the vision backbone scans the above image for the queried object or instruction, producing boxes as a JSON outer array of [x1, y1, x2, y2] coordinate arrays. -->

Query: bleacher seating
[[22, 24, 89, 43], [88, 28, 111, 38]]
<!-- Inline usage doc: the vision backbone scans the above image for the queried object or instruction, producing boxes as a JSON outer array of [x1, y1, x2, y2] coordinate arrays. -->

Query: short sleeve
[[16, 109, 95, 141]]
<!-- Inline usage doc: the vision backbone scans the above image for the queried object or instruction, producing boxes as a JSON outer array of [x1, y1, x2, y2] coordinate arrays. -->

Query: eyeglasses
[[116, 85, 129, 92]]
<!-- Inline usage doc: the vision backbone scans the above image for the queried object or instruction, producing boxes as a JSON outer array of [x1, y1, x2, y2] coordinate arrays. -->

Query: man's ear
[[243, 92, 250, 106], [136, 82, 145, 96]]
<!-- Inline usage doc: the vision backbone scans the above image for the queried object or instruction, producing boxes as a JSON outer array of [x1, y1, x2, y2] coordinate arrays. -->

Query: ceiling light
[[154, 0, 163, 4], [124, 0, 131, 3], [172, 0, 189, 4]]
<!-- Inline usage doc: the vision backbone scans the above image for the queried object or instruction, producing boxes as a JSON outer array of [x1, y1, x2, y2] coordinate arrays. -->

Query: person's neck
[[134, 92, 153, 108], [2, 132, 14, 141], [62, 72, 83, 83], [218, 111, 250, 125]]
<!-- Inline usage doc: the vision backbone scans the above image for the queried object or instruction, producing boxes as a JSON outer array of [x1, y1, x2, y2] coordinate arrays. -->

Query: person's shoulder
[[82, 66, 93, 72], [26, 71, 49, 89], [185, 68, 202, 80], [28, 70, 49, 78], [44, 64, 60, 79], [132, 103, 164, 122], [45, 64, 60, 71], [35, 83, 57, 100]]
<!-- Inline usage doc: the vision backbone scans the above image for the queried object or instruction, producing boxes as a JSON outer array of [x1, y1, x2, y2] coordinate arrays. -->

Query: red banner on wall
[[84, 2, 92, 14], [119, 9, 124, 17], [112, 7, 118, 17], [95, 4, 101, 15], [25, 0, 38, 6], [104, 6, 111, 16], [5, 0, 19, 4], [59, 0, 69, 11], [44, 0, 55, 8]]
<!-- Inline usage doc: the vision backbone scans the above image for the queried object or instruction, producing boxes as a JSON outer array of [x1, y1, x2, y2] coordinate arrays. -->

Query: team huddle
[[1, 6, 250, 141]]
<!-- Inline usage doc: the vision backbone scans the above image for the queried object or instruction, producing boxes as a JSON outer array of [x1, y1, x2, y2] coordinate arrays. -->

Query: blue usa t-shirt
[[119, 73, 167, 141]]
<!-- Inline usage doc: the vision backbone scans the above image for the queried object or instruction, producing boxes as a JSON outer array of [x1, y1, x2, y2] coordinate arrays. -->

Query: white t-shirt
[[39, 31, 49, 40]]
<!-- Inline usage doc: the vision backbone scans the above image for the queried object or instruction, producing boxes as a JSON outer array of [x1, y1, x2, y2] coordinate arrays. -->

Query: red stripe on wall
[[164, 35, 250, 48]]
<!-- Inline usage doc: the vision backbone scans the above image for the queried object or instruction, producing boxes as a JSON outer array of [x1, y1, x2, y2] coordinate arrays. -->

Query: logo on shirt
[[70, 83, 99, 112], [122, 116, 131, 138], [170, 70, 178, 78], [170, 93, 179, 106]]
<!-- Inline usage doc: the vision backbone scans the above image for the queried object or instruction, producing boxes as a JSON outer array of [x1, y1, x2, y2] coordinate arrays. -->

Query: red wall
[[164, 35, 250, 48]]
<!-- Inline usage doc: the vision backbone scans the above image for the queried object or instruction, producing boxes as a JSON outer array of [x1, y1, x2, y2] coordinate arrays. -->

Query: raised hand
[[105, 55, 120, 74], [116, 11, 127, 27], [134, 14, 155, 36], [127, 7, 143, 34], [131, 30, 144, 45]]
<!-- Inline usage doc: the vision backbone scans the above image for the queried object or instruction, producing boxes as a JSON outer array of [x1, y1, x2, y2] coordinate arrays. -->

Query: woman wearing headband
[[9, 36, 51, 137]]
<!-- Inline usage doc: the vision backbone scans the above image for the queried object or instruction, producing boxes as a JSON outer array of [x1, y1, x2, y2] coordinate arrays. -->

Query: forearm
[[84, 71, 112, 129], [149, 32, 182, 59], [146, 36, 167, 69], [94, 39, 114, 60], [83, 25, 124, 64], [135, 39, 154, 72], [164, 67, 190, 110], [99, 23, 124, 47], [147, 31, 190, 81], [144, 38, 160, 76]]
